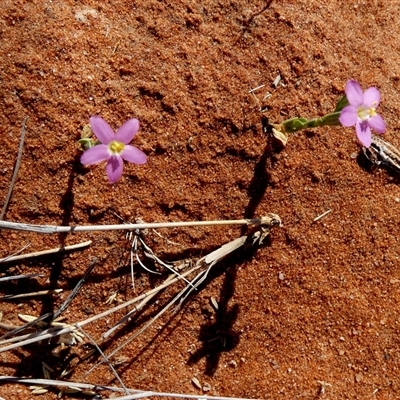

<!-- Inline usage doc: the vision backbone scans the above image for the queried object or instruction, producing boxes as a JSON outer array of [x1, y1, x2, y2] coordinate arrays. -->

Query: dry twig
[[0, 240, 92, 263], [0, 216, 281, 354], [0, 117, 28, 220], [0, 214, 281, 233], [0, 376, 259, 399]]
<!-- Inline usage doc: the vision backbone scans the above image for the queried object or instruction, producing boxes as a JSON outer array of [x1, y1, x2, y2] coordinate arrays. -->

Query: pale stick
[[0, 117, 28, 220], [0, 376, 259, 400], [0, 213, 281, 234], [0, 241, 92, 263], [0, 261, 205, 351], [0, 215, 282, 352], [1, 289, 62, 300]]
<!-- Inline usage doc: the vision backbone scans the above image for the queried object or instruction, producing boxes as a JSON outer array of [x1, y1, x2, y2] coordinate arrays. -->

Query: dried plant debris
[[1, 288, 63, 300], [313, 209, 332, 222], [272, 73, 282, 88], [262, 117, 289, 149], [0, 213, 281, 397], [0, 215, 281, 355], [249, 83, 271, 111], [0, 240, 91, 263], [191, 376, 202, 390], [113, 213, 191, 288], [210, 296, 219, 311], [128, 225, 193, 288], [0, 241, 30, 263], [0, 273, 43, 282], [0, 117, 28, 220], [362, 134, 400, 173], [0, 312, 82, 347], [0, 376, 259, 400], [0, 214, 279, 234], [0, 258, 96, 344], [85, 217, 281, 376]]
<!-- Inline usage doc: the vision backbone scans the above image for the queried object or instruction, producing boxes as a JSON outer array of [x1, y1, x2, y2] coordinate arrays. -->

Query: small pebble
[[202, 383, 211, 392], [227, 360, 237, 368]]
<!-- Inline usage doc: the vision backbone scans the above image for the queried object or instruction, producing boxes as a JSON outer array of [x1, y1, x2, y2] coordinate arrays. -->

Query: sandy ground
[[2, 0, 400, 399]]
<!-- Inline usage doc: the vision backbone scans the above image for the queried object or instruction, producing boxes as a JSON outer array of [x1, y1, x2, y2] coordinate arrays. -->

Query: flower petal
[[368, 114, 386, 133], [356, 120, 372, 147], [339, 105, 358, 127], [121, 145, 148, 164], [106, 155, 124, 183], [90, 116, 115, 144], [363, 87, 380, 108], [115, 119, 140, 144], [345, 80, 364, 107], [81, 144, 109, 165]]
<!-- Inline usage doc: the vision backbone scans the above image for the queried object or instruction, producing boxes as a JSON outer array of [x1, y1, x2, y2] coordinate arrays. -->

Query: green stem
[[281, 111, 342, 133]]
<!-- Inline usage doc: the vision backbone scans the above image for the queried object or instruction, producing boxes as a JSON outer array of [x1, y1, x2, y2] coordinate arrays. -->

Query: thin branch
[[0, 273, 43, 282], [0, 261, 205, 351], [51, 257, 97, 322], [0, 213, 281, 234], [0, 117, 28, 220], [0, 258, 96, 340], [0, 240, 92, 263], [0, 222, 281, 352], [0, 376, 259, 400], [313, 209, 332, 222], [85, 231, 264, 376], [77, 327, 128, 395], [0, 242, 31, 263], [102, 274, 176, 339], [1, 289, 62, 300]]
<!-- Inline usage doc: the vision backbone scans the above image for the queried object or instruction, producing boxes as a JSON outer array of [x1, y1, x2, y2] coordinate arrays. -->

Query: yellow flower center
[[108, 140, 125, 155], [358, 106, 377, 121]]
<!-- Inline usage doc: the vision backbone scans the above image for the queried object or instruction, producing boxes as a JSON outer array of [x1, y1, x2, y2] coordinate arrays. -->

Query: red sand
[[1, 1, 400, 398]]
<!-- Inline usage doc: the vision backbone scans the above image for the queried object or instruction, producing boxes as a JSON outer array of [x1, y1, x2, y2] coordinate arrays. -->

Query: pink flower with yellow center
[[339, 79, 386, 147], [81, 116, 147, 183]]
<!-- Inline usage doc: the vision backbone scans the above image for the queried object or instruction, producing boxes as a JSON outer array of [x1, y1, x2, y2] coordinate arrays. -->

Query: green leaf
[[78, 138, 96, 150], [334, 95, 349, 112]]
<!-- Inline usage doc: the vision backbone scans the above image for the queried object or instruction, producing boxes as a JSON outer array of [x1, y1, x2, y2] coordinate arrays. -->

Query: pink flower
[[81, 116, 147, 183], [339, 80, 386, 147]]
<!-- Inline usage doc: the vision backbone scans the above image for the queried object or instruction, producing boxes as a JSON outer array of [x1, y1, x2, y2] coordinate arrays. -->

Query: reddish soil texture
[[2, 1, 400, 399]]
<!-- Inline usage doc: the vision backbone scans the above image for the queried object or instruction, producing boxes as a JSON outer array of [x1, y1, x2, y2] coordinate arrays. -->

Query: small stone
[[227, 360, 237, 368], [202, 383, 211, 392]]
